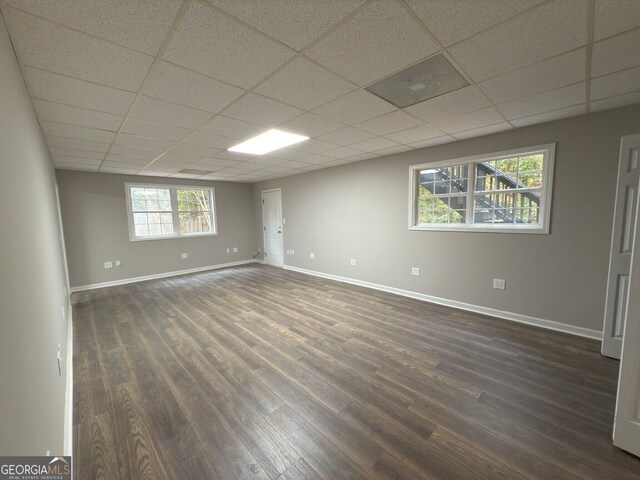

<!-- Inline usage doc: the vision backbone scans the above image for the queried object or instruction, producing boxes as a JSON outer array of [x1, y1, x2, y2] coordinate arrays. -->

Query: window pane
[[135, 224, 149, 237], [148, 223, 162, 236], [133, 212, 147, 225], [161, 213, 173, 224], [419, 165, 467, 196], [418, 196, 466, 224], [179, 211, 212, 234], [131, 188, 147, 211], [147, 212, 161, 224], [161, 224, 174, 235], [177, 189, 211, 213]]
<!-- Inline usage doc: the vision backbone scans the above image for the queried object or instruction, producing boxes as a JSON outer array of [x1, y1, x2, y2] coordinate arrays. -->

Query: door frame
[[262, 188, 284, 267]]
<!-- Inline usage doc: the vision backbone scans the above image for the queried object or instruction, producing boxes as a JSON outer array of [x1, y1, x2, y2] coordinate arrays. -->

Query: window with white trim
[[125, 183, 217, 241], [409, 144, 555, 233]]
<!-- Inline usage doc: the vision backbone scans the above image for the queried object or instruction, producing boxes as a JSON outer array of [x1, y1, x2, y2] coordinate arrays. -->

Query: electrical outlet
[[233, 247, 238, 253], [104, 261, 113, 269], [181, 253, 188, 259], [115, 260, 121, 267], [291, 249, 295, 255], [350, 258, 357, 266], [309, 252, 315, 259], [411, 267, 420, 276], [226, 248, 230, 253], [493, 278, 506, 290]]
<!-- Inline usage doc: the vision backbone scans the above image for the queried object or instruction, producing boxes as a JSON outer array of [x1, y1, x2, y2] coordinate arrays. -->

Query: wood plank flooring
[[72, 264, 640, 480]]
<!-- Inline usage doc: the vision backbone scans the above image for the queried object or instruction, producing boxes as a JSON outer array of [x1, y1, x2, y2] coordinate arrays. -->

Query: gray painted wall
[[253, 105, 640, 333], [57, 171, 257, 288], [0, 12, 69, 454]]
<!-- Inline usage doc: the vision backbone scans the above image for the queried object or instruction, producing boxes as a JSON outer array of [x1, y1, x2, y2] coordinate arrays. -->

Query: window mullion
[[171, 188, 180, 235], [467, 162, 475, 225]]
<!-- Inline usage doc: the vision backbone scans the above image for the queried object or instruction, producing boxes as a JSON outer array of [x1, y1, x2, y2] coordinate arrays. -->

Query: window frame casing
[[124, 182, 218, 241], [408, 143, 555, 234]]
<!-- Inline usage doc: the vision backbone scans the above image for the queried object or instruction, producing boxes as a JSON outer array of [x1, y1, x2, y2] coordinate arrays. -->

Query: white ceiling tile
[[103, 154, 151, 166], [279, 160, 312, 170], [594, 0, 640, 41], [49, 147, 105, 160], [243, 156, 287, 166], [355, 110, 423, 135], [54, 164, 98, 172], [109, 145, 162, 160], [590, 92, 640, 112], [408, 136, 456, 149], [343, 152, 376, 162], [591, 66, 640, 100], [255, 57, 356, 110], [5, 0, 182, 55], [4, 7, 153, 91], [46, 135, 110, 153], [222, 93, 304, 126], [323, 146, 366, 159], [305, 0, 440, 86], [291, 139, 337, 154], [510, 104, 587, 126], [280, 113, 344, 137], [184, 132, 237, 150], [139, 169, 181, 176], [167, 142, 223, 159], [25, 67, 135, 115], [497, 82, 586, 119], [130, 96, 212, 130], [41, 121, 116, 143], [33, 99, 123, 131], [151, 156, 202, 168], [114, 133, 176, 151], [51, 155, 101, 166], [200, 116, 266, 139], [479, 48, 586, 104], [349, 137, 400, 152], [374, 144, 414, 156], [452, 122, 513, 140], [207, 0, 365, 51], [257, 165, 293, 174], [100, 166, 140, 174], [433, 106, 504, 134], [162, 1, 294, 89], [405, 86, 491, 123], [317, 126, 375, 145], [313, 89, 396, 124], [449, 0, 587, 81], [264, 148, 307, 160], [120, 118, 191, 142], [406, 0, 544, 47], [196, 158, 240, 169], [384, 124, 444, 144], [297, 154, 335, 165], [591, 28, 640, 77], [143, 61, 245, 114]]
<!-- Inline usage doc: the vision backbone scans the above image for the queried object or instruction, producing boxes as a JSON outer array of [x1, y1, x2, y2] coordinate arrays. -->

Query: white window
[[409, 144, 555, 233], [125, 183, 217, 241]]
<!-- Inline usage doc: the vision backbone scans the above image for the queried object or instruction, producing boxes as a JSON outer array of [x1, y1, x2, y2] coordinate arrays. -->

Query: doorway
[[262, 189, 284, 267]]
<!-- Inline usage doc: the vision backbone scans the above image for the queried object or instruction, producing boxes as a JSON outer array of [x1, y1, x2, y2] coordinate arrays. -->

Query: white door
[[262, 189, 283, 267], [613, 187, 640, 457], [603, 134, 640, 358]]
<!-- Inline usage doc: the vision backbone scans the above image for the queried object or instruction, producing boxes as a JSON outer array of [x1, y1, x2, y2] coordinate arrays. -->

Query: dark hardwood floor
[[72, 264, 640, 479]]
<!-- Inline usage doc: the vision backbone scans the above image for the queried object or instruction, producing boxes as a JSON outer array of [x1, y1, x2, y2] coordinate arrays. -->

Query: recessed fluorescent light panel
[[228, 129, 309, 155], [366, 54, 469, 108]]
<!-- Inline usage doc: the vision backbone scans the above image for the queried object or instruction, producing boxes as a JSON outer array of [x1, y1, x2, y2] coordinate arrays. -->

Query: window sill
[[409, 225, 549, 234], [129, 232, 218, 242]]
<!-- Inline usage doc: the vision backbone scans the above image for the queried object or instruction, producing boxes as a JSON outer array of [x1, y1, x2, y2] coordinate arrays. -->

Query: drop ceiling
[[1, 0, 639, 183]]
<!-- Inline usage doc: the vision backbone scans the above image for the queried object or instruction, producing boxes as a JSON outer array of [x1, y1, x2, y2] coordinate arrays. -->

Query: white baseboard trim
[[63, 301, 73, 456], [70, 259, 258, 293], [284, 265, 602, 340]]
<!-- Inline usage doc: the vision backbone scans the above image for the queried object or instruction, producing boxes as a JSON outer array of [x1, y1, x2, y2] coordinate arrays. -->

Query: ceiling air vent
[[178, 169, 214, 175], [366, 54, 468, 108]]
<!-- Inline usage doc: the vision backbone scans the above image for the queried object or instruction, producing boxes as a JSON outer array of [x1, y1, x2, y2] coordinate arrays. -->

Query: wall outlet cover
[[181, 253, 188, 259], [310, 253, 315, 259], [350, 258, 357, 266], [411, 267, 420, 276], [493, 278, 506, 290], [233, 247, 238, 253], [104, 261, 113, 269]]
